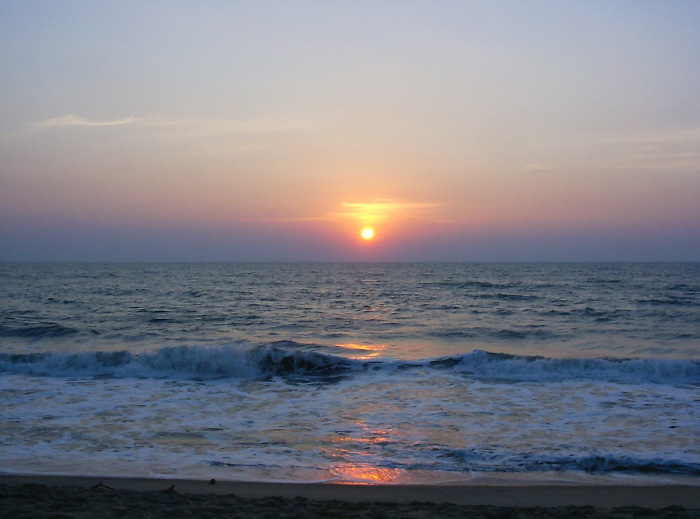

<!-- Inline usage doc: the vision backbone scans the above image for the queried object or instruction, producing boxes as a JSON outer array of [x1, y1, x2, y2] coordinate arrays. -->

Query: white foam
[[1, 361, 698, 483]]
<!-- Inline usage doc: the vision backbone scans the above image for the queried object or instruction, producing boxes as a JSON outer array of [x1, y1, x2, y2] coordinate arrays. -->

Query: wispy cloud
[[28, 113, 318, 157], [37, 114, 140, 129], [329, 199, 445, 224], [604, 126, 700, 146], [523, 125, 700, 172], [260, 199, 446, 225], [26, 113, 315, 158], [34, 113, 315, 135]]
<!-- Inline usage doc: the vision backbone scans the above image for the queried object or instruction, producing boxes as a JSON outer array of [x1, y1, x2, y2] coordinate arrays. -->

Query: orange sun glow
[[360, 227, 375, 240]]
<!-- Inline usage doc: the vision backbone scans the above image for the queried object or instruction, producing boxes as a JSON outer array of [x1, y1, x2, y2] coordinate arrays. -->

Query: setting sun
[[360, 227, 375, 240]]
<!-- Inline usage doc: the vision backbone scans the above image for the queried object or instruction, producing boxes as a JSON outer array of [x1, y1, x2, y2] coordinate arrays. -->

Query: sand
[[1, 475, 699, 518]]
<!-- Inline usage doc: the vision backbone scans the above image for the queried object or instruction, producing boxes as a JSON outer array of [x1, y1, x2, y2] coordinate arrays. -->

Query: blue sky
[[1, 1, 699, 261]]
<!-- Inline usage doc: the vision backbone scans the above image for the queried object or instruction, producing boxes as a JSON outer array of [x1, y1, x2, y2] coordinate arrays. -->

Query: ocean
[[1, 262, 698, 484]]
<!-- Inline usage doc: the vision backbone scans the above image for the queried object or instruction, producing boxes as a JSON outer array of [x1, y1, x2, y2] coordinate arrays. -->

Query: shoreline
[[2, 474, 699, 508]]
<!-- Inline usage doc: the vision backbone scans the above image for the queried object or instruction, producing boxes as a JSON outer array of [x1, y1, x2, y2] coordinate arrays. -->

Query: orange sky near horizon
[[1, 1, 699, 261]]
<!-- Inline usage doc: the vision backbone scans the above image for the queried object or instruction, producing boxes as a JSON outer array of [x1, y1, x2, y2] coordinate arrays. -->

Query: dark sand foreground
[[1, 475, 699, 518]]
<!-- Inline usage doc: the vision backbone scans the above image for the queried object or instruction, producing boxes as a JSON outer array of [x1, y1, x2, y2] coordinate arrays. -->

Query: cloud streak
[[523, 125, 700, 172], [259, 200, 446, 226], [330, 199, 445, 224], [34, 114, 316, 135], [37, 114, 139, 129], [28, 113, 319, 157]]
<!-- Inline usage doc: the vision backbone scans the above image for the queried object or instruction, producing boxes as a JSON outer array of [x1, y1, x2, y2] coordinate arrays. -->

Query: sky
[[1, 0, 699, 262]]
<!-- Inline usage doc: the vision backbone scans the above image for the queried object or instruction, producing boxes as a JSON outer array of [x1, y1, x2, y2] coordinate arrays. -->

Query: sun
[[360, 227, 375, 240]]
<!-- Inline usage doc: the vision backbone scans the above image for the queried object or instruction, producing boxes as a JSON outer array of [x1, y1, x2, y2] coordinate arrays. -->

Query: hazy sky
[[2, 0, 699, 261]]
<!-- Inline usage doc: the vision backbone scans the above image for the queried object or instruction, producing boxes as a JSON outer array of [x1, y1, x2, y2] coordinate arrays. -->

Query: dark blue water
[[1, 263, 698, 483], [1, 262, 698, 358]]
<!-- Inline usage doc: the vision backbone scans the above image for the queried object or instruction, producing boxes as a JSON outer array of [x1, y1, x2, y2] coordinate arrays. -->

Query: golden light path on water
[[336, 343, 385, 360]]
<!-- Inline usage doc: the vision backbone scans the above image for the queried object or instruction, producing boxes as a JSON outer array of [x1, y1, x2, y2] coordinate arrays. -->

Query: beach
[[1, 475, 699, 518]]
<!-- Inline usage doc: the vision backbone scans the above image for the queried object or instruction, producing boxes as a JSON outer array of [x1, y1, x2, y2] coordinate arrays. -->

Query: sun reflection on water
[[325, 420, 408, 483], [335, 343, 385, 360], [330, 465, 406, 484]]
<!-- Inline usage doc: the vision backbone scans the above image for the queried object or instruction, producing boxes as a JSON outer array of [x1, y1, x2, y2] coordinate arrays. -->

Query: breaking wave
[[1, 342, 698, 384], [0, 342, 354, 380], [417, 448, 700, 476]]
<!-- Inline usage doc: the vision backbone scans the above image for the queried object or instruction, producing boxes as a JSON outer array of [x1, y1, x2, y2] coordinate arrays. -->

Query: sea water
[[0, 262, 698, 484]]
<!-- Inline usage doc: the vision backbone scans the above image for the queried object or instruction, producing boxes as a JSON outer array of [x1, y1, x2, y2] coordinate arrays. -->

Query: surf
[[1, 342, 698, 385]]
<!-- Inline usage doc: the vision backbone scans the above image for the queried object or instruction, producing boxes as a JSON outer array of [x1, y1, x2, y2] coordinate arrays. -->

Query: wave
[[442, 350, 700, 385], [0, 342, 355, 380], [429, 280, 519, 290], [207, 454, 700, 478], [430, 327, 555, 340], [0, 343, 698, 384], [206, 449, 700, 477], [427, 448, 700, 476], [0, 324, 84, 338]]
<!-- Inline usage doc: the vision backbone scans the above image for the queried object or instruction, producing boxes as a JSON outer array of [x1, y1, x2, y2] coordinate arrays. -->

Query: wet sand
[[1, 475, 699, 518]]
